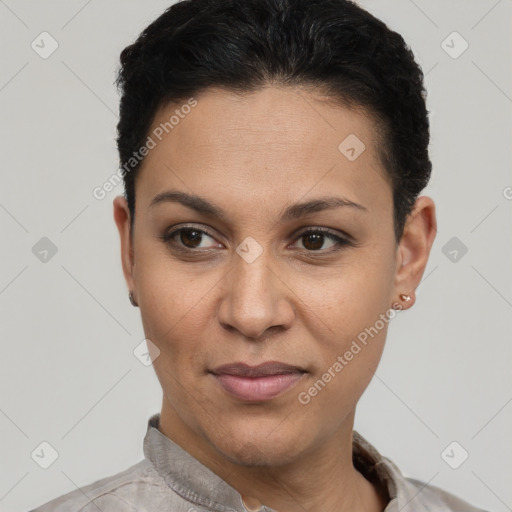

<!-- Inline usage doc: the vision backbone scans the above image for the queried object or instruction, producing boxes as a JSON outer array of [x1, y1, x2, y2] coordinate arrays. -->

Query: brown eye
[[163, 227, 219, 251], [178, 228, 205, 249], [293, 228, 350, 252], [301, 232, 329, 251]]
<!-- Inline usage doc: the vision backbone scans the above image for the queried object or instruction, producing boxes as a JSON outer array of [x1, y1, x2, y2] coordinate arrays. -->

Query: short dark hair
[[115, 0, 431, 243]]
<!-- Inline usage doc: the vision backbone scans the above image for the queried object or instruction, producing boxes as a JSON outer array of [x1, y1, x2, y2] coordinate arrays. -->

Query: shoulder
[[398, 475, 491, 512], [351, 433, 489, 512], [28, 459, 174, 512]]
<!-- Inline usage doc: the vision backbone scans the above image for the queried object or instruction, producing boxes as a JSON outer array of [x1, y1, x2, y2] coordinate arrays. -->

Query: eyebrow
[[149, 190, 367, 222]]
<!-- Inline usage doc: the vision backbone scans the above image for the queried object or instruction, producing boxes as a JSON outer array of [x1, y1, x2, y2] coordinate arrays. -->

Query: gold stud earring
[[128, 291, 139, 307], [399, 293, 411, 302]]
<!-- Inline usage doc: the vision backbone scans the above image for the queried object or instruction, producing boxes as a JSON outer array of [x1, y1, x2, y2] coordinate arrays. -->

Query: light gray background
[[0, 1, 511, 511]]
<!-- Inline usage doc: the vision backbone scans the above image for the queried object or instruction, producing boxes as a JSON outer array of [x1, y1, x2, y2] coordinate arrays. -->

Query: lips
[[209, 361, 307, 402], [211, 361, 306, 377]]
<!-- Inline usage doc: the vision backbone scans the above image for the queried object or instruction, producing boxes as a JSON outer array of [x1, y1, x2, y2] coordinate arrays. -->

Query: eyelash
[[160, 225, 355, 255]]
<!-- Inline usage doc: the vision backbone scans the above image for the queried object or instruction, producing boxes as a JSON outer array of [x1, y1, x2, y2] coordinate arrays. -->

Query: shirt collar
[[144, 413, 246, 511], [143, 412, 420, 512]]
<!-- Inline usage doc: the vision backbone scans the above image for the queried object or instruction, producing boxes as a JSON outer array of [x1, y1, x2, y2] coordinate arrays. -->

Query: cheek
[[133, 250, 205, 355], [296, 246, 395, 408], [134, 236, 212, 319], [297, 322, 389, 427], [305, 248, 396, 336]]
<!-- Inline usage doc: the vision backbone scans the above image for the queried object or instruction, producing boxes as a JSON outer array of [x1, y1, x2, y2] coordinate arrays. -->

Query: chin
[[217, 440, 301, 467], [204, 419, 308, 467]]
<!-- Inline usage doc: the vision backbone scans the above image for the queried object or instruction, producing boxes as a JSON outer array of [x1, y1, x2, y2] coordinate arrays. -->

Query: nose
[[217, 243, 295, 341]]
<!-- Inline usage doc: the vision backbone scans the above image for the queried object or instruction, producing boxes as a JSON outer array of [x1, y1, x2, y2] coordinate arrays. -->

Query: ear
[[113, 196, 136, 295], [393, 195, 437, 310]]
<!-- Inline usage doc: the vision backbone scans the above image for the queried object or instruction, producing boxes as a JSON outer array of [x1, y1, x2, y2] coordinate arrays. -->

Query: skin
[[113, 85, 437, 512]]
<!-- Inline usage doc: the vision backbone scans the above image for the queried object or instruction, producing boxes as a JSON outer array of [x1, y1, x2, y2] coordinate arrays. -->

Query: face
[[114, 85, 435, 468]]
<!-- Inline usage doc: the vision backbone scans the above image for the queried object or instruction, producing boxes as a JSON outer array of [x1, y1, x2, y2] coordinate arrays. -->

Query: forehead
[[136, 86, 390, 214]]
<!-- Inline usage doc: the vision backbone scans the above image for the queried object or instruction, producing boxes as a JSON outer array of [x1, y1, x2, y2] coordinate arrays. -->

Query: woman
[[30, 0, 489, 510]]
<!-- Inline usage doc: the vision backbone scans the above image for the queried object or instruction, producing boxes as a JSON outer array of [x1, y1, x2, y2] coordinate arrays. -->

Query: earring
[[399, 293, 411, 302], [128, 291, 139, 307]]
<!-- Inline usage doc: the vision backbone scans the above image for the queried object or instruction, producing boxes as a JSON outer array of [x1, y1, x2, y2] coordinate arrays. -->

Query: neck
[[220, 433, 387, 512], [158, 402, 388, 512]]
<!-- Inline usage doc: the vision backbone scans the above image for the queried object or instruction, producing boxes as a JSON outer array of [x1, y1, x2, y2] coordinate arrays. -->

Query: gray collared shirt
[[30, 413, 489, 512]]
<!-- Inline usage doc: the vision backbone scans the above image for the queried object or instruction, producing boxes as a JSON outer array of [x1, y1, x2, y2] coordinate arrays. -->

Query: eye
[[161, 226, 220, 252], [290, 228, 352, 252]]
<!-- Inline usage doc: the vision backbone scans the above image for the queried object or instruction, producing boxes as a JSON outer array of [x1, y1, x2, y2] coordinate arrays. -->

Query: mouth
[[209, 361, 308, 402]]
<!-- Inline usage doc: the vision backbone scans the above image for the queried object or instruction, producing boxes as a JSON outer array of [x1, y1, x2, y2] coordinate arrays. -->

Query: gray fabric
[[29, 413, 489, 512]]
